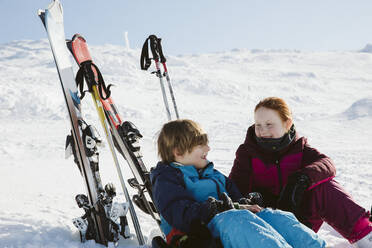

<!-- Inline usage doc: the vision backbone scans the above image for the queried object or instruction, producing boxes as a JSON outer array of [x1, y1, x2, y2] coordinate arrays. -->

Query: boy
[[151, 119, 326, 248]]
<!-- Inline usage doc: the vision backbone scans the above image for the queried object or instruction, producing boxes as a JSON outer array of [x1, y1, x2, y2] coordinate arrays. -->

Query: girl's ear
[[285, 119, 293, 131]]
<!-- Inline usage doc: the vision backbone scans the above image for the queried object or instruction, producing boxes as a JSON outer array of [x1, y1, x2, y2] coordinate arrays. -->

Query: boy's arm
[[152, 170, 214, 233]]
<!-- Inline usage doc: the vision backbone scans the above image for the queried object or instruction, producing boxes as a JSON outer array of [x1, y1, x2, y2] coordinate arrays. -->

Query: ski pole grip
[[157, 38, 167, 63], [149, 35, 159, 61]]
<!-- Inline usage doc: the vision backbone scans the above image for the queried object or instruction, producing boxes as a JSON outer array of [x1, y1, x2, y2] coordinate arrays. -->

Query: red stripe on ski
[[70, 34, 122, 128], [70, 34, 92, 63]]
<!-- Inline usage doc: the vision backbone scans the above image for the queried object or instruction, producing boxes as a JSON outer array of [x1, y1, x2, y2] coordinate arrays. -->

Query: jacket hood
[[150, 161, 215, 186], [150, 161, 173, 185]]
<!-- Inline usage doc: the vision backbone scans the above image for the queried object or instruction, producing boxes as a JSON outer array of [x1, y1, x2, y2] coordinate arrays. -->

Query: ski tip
[[52, 0, 63, 14], [37, 9, 46, 25], [72, 34, 85, 41], [37, 9, 45, 16], [49, 0, 62, 10], [38, 0, 64, 26], [45, 0, 64, 18]]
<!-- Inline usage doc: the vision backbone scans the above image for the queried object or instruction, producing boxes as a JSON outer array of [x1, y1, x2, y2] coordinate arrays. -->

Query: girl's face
[[174, 144, 210, 169], [254, 107, 292, 139]]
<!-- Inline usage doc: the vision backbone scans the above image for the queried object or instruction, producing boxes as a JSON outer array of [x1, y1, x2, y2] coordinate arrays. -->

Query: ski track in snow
[[1, 40, 372, 247]]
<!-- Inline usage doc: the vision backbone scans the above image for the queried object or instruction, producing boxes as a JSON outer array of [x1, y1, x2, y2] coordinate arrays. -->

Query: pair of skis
[[38, 0, 155, 246], [39, 1, 180, 246], [141, 35, 179, 121], [38, 2, 118, 246], [67, 35, 147, 245], [68, 33, 163, 239]]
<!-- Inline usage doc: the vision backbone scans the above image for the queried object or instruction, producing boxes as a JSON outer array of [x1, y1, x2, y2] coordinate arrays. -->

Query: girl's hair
[[255, 97, 292, 122], [157, 119, 208, 163]]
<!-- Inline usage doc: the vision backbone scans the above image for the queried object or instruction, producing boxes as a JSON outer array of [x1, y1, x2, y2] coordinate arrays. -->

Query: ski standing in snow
[[39, 1, 140, 246]]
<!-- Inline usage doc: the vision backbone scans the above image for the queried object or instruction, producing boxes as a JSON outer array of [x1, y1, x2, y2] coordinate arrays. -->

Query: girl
[[229, 97, 372, 248]]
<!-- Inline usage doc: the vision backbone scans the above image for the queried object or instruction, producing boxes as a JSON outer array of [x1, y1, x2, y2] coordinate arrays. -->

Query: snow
[[343, 98, 372, 120], [359, 44, 372, 53], [1, 39, 372, 248]]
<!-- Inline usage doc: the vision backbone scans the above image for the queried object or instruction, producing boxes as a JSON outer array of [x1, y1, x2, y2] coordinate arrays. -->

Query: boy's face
[[174, 144, 210, 169]]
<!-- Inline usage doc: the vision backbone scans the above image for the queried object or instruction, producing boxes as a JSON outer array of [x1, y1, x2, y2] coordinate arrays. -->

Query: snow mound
[[359, 43, 372, 53], [343, 98, 372, 119]]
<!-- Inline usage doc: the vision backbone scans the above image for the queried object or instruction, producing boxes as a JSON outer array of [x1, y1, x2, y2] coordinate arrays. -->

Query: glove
[[238, 192, 264, 207], [277, 172, 311, 213], [203, 192, 234, 223], [219, 192, 235, 210]]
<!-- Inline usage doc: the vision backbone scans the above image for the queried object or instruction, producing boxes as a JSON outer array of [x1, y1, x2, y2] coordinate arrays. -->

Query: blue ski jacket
[[150, 161, 242, 240]]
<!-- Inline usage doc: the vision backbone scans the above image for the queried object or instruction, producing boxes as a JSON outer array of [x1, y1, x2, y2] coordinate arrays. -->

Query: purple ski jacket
[[229, 125, 336, 207]]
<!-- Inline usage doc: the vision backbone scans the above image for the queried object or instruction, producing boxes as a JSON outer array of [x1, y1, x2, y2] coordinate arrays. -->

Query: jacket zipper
[[275, 159, 283, 193]]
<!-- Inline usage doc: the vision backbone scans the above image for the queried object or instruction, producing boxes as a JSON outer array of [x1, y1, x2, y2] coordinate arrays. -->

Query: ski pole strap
[[75, 63, 89, 100], [75, 61, 112, 100], [140, 37, 152, 70], [92, 63, 113, 100]]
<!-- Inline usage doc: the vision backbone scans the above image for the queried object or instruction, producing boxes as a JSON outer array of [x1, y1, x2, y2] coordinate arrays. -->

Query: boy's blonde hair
[[157, 119, 208, 163]]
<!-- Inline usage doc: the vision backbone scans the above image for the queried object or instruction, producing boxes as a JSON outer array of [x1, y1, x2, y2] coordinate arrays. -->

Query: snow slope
[[0, 39, 371, 247]]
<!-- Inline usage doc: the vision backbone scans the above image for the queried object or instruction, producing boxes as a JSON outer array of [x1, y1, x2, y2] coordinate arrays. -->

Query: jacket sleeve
[[228, 144, 253, 197], [152, 168, 213, 233], [300, 143, 336, 187], [225, 176, 243, 201]]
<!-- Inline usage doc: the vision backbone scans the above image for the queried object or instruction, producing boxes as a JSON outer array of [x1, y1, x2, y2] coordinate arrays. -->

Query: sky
[[1, 0, 372, 55]]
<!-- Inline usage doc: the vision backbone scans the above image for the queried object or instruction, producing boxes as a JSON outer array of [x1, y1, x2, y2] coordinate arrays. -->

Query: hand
[[277, 173, 310, 213], [203, 192, 234, 223], [238, 192, 264, 207], [219, 192, 235, 210], [239, 204, 262, 213]]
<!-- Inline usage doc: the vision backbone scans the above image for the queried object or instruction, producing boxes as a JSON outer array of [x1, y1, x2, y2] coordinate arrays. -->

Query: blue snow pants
[[207, 208, 326, 248]]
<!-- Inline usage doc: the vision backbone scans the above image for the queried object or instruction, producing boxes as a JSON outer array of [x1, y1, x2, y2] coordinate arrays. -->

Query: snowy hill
[[0, 40, 371, 247]]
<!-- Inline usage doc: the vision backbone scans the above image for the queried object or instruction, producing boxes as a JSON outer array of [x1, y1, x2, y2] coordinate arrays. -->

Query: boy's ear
[[173, 148, 182, 158]]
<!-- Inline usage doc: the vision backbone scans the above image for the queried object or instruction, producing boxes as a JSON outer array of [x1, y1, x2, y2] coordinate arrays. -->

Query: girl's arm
[[225, 176, 244, 201], [228, 144, 253, 196], [300, 143, 336, 187]]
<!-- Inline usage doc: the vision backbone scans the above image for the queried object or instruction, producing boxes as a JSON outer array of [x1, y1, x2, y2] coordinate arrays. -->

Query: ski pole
[[156, 38, 180, 119], [149, 35, 172, 121], [141, 35, 180, 120]]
